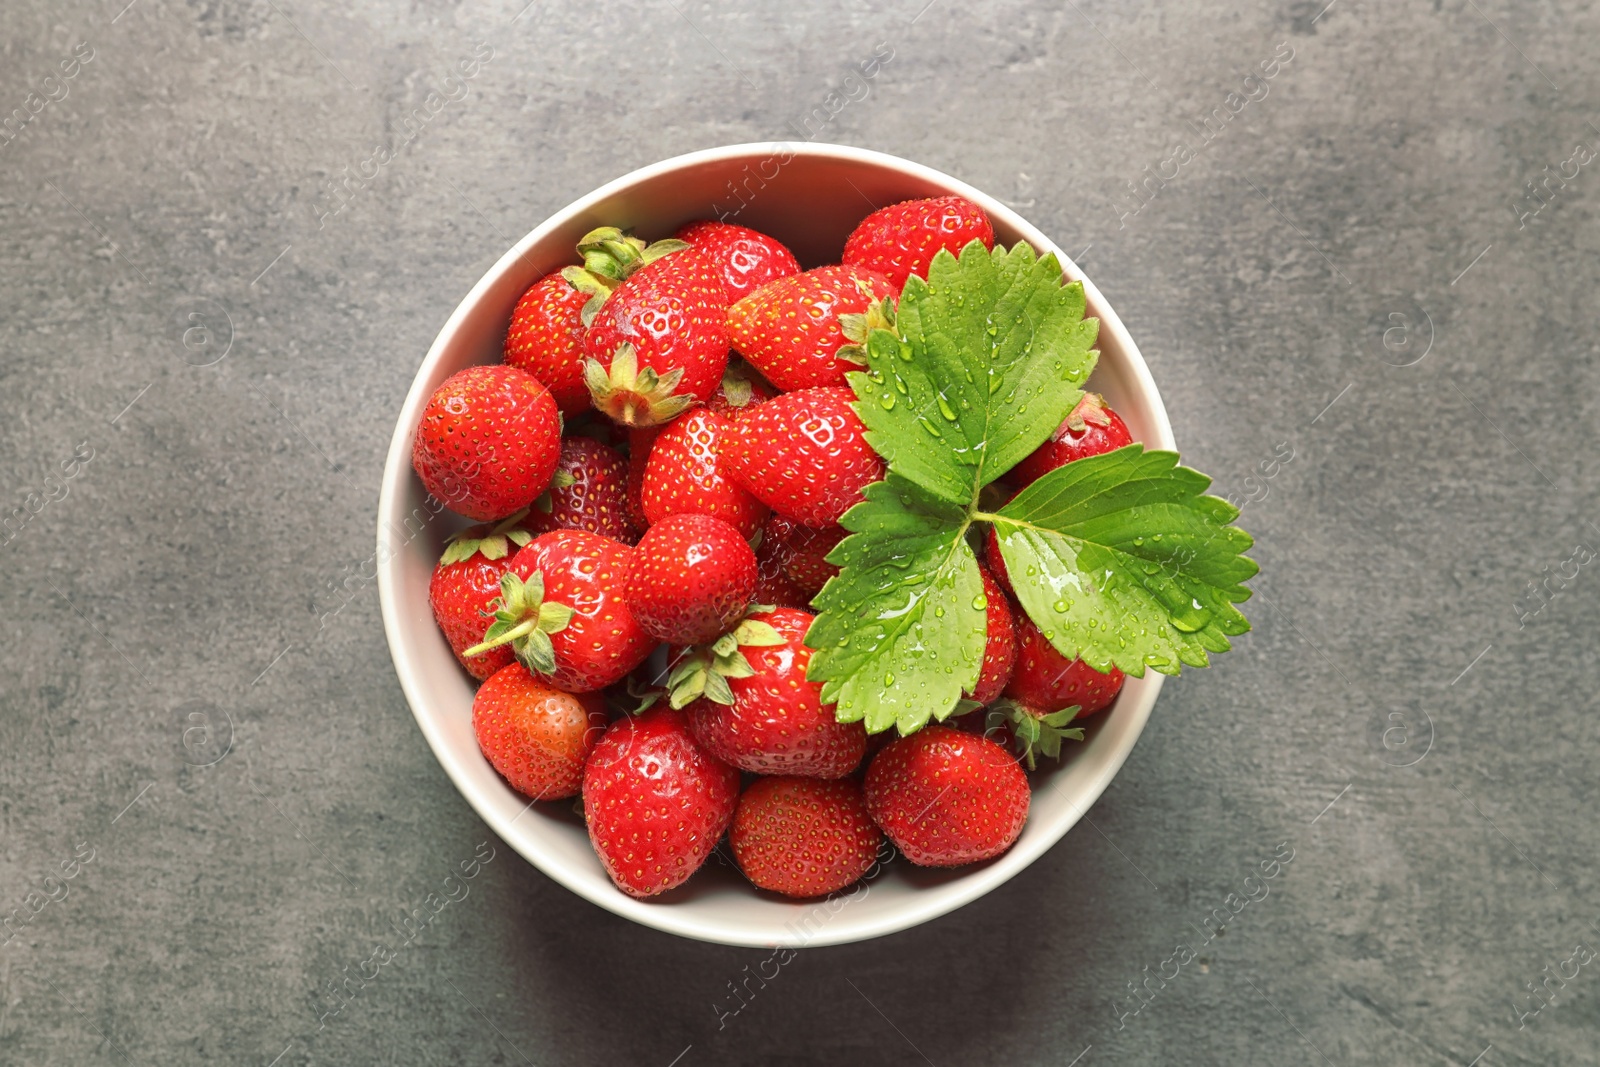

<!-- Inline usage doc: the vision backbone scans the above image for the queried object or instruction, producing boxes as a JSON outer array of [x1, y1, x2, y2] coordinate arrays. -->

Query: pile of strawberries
[[415, 197, 1134, 900]]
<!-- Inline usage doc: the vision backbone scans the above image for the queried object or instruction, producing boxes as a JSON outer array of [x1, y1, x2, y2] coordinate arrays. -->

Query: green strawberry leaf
[[848, 240, 1100, 507], [988, 445, 1256, 676], [805, 476, 989, 735], [805, 239, 1256, 735]]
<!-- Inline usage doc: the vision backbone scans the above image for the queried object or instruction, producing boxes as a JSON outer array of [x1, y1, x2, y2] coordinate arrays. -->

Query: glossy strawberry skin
[[430, 552, 517, 681], [675, 220, 801, 302], [527, 436, 637, 544], [503, 274, 592, 416], [506, 530, 657, 692], [842, 195, 996, 290], [472, 662, 607, 800], [967, 565, 1017, 705], [864, 726, 1029, 867], [1004, 612, 1126, 718], [730, 777, 883, 898], [582, 706, 740, 898], [412, 365, 561, 522], [723, 386, 885, 528], [641, 407, 768, 538], [728, 265, 897, 391], [625, 514, 758, 646], [625, 426, 658, 533], [1012, 393, 1134, 489], [685, 607, 866, 777], [583, 248, 731, 415]]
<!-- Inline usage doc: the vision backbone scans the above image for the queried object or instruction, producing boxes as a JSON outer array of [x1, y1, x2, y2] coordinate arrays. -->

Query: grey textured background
[[2, 0, 1597, 1064]]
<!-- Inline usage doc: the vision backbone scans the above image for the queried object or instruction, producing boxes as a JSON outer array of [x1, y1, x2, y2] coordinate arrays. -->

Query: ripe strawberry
[[723, 386, 885, 528], [729, 777, 883, 898], [625, 514, 758, 646], [624, 426, 658, 533], [753, 514, 812, 610], [984, 526, 1011, 593], [842, 195, 996, 290], [683, 607, 866, 777], [466, 529, 655, 692], [727, 265, 898, 391], [675, 220, 801, 302], [428, 514, 534, 680], [526, 436, 637, 543], [1012, 393, 1133, 489], [967, 565, 1016, 705], [582, 706, 740, 898], [864, 726, 1029, 867], [503, 274, 592, 416], [582, 247, 730, 427], [641, 406, 768, 538], [472, 661, 607, 800], [412, 365, 561, 521], [1004, 612, 1126, 717], [778, 522, 845, 597]]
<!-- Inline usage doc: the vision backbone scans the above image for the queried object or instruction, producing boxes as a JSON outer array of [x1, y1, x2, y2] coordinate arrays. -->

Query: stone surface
[[2, 0, 1598, 1064]]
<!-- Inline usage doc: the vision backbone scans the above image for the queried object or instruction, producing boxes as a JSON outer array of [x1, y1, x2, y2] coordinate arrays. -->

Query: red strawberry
[[967, 565, 1016, 705], [729, 777, 883, 898], [582, 247, 730, 427], [864, 726, 1029, 867], [466, 529, 656, 692], [727, 265, 898, 391], [526, 436, 637, 543], [779, 522, 845, 597], [1004, 612, 1126, 717], [503, 274, 592, 416], [842, 195, 996, 290], [682, 607, 866, 777], [984, 525, 1011, 593], [753, 514, 812, 610], [412, 365, 561, 521], [625, 426, 658, 533], [428, 514, 534, 680], [1012, 393, 1133, 489], [675, 220, 801, 302], [582, 706, 740, 898], [625, 514, 757, 645], [472, 661, 607, 800], [723, 386, 885, 528], [641, 406, 768, 538]]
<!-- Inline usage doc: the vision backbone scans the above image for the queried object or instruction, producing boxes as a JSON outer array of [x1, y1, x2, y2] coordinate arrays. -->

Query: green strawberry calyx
[[583, 343, 696, 428], [992, 699, 1085, 771], [836, 288, 897, 366], [462, 571, 575, 676], [666, 609, 784, 709], [561, 227, 689, 327], [438, 509, 533, 565]]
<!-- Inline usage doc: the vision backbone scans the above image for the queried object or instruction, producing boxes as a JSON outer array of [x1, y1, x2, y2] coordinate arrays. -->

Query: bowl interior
[[377, 144, 1174, 947]]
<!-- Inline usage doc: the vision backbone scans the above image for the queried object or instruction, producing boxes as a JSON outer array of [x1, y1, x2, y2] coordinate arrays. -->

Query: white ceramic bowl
[[377, 143, 1175, 947]]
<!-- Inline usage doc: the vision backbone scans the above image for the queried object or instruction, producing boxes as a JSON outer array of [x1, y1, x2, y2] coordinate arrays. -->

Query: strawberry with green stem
[[570, 227, 731, 427], [728, 265, 898, 391], [465, 529, 656, 693], [429, 510, 534, 680], [680, 607, 866, 778]]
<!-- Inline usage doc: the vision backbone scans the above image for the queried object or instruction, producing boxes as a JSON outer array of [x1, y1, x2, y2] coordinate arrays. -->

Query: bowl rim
[[376, 141, 1175, 947]]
